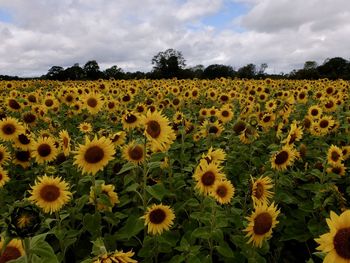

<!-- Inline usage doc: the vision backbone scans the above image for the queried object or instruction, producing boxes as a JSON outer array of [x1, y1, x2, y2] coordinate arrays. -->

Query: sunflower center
[[15, 151, 30, 162], [332, 167, 342, 174], [209, 126, 219, 134], [263, 116, 271, 122], [128, 146, 143, 161], [320, 120, 329, 128], [45, 99, 53, 107], [63, 137, 69, 148], [311, 109, 319, 116], [149, 208, 166, 224], [253, 212, 273, 235], [274, 150, 289, 165], [221, 110, 229, 117], [23, 113, 36, 123], [125, 114, 137, 123], [87, 98, 97, 108], [0, 246, 22, 263], [146, 121, 161, 138], [325, 101, 334, 108], [28, 94, 37, 102], [255, 183, 264, 199], [0, 152, 3, 162], [66, 95, 73, 102], [2, 124, 15, 135], [331, 151, 340, 162], [108, 102, 115, 109], [9, 99, 21, 110], [216, 185, 227, 198], [38, 144, 51, 157], [18, 134, 30, 145], [40, 184, 60, 202], [233, 121, 246, 134], [288, 133, 297, 145], [201, 171, 215, 186], [333, 227, 350, 259], [84, 146, 105, 163], [0, 173, 2, 180]]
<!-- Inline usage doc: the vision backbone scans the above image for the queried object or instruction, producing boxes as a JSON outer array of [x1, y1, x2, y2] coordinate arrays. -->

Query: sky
[[0, 0, 349, 77]]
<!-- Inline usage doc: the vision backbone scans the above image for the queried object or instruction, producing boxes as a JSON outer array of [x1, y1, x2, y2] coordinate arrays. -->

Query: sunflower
[[259, 113, 276, 131], [13, 150, 32, 168], [122, 141, 145, 165], [342, 146, 350, 160], [315, 210, 350, 263], [0, 117, 25, 142], [93, 249, 137, 263], [59, 130, 71, 156], [0, 238, 25, 262], [89, 183, 119, 212], [200, 120, 224, 138], [315, 116, 335, 136], [201, 147, 226, 165], [327, 163, 346, 176], [141, 204, 175, 235], [0, 167, 10, 188], [143, 110, 176, 152], [239, 126, 259, 144], [308, 105, 323, 119], [281, 123, 303, 146], [251, 176, 274, 205], [79, 122, 93, 133], [109, 131, 126, 146], [13, 132, 33, 151], [244, 202, 280, 248], [0, 144, 10, 165], [83, 92, 104, 115], [210, 179, 235, 204], [122, 111, 142, 130], [270, 145, 299, 171], [217, 106, 234, 123], [28, 175, 72, 214], [31, 136, 58, 164], [73, 136, 115, 175], [327, 145, 343, 166], [193, 161, 225, 195]]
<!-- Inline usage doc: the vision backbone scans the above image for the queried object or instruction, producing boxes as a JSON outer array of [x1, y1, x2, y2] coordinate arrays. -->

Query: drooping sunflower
[[31, 136, 58, 164], [142, 110, 176, 152], [109, 131, 126, 147], [210, 179, 235, 204], [193, 161, 225, 195], [141, 204, 175, 235], [89, 183, 120, 212], [0, 117, 25, 142], [239, 126, 259, 144], [73, 136, 115, 175], [251, 176, 274, 205], [342, 146, 350, 160], [122, 141, 145, 165], [28, 175, 72, 214], [59, 130, 71, 156], [0, 167, 10, 188], [0, 144, 11, 165], [79, 122, 93, 133], [315, 210, 350, 263], [0, 238, 25, 262], [93, 249, 137, 263], [327, 145, 343, 166], [270, 145, 299, 171], [13, 132, 33, 151], [244, 202, 280, 248]]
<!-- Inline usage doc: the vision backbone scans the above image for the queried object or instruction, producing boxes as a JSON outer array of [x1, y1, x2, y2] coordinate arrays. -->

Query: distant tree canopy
[[36, 52, 350, 81]]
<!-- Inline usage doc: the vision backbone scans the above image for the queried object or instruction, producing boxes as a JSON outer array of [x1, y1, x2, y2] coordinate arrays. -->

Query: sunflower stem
[[23, 237, 31, 263]]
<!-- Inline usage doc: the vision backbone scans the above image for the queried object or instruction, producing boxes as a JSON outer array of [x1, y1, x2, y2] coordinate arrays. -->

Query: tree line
[[1, 49, 350, 80]]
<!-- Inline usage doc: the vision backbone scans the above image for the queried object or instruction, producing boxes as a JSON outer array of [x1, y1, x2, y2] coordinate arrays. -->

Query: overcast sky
[[0, 0, 349, 76]]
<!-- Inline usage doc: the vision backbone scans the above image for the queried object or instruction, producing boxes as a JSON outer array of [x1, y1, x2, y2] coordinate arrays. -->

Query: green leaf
[[30, 237, 59, 263], [83, 213, 102, 238], [147, 161, 162, 170], [191, 227, 211, 239], [145, 184, 167, 201], [117, 215, 144, 240], [91, 238, 107, 256], [216, 242, 234, 258], [118, 162, 137, 175], [124, 183, 139, 193]]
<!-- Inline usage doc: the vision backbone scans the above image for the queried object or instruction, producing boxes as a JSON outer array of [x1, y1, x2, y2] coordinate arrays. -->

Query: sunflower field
[[0, 78, 349, 263]]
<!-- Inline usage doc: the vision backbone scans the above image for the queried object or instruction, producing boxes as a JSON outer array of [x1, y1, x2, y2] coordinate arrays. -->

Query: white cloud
[[0, 0, 349, 76]]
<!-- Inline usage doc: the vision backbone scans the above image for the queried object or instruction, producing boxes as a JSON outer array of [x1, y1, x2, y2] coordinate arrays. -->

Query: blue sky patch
[[0, 9, 12, 23]]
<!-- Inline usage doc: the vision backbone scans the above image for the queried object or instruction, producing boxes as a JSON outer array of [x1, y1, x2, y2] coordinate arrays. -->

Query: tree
[[46, 66, 65, 80], [237, 63, 256, 79], [151, 48, 186, 78], [317, 57, 350, 79], [257, 63, 268, 76], [304, 61, 317, 70], [64, 63, 85, 80], [84, 60, 102, 80], [104, 65, 124, 79], [203, 64, 235, 79]]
